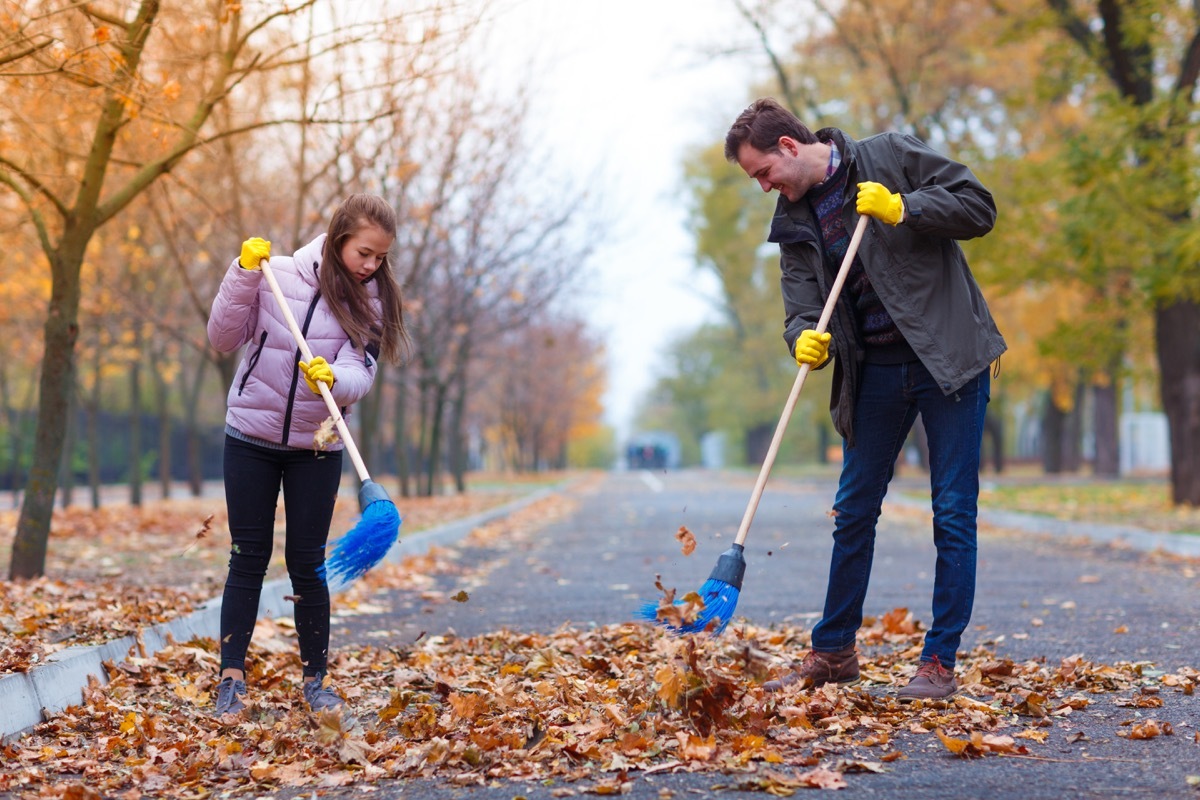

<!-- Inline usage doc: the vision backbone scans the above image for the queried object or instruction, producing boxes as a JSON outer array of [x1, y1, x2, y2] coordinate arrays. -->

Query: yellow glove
[[239, 237, 271, 270], [298, 356, 335, 395], [856, 182, 905, 225], [794, 329, 832, 368]]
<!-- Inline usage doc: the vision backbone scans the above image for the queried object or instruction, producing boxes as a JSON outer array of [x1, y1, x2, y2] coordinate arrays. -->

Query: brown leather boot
[[763, 646, 860, 692], [896, 656, 957, 701]]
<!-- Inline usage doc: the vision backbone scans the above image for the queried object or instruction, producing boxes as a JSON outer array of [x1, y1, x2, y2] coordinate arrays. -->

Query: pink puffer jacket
[[207, 234, 379, 450]]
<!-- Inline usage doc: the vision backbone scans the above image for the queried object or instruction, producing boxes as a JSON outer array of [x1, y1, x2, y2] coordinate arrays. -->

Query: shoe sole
[[763, 675, 861, 692], [896, 688, 956, 702]]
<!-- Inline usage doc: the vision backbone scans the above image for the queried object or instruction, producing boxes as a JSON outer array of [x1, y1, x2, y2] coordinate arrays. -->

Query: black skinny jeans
[[220, 435, 342, 677]]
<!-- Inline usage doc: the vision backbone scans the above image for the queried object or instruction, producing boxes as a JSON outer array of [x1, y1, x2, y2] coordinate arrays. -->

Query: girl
[[206, 194, 407, 716]]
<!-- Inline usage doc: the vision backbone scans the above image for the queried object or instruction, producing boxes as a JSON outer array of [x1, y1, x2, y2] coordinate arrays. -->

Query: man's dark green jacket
[[768, 127, 1007, 445]]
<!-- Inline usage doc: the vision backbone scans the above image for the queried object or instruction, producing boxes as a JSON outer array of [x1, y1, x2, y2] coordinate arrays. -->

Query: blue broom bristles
[[323, 498, 401, 593], [637, 543, 746, 635], [636, 578, 742, 634]]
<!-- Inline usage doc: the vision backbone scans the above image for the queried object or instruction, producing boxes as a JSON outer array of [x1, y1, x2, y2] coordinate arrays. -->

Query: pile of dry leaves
[[0, 487, 529, 675], [4, 603, 1197, 797]]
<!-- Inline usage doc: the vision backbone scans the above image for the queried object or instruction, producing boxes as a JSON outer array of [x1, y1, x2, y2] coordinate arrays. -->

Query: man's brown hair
[[724, 98, 818, 162]]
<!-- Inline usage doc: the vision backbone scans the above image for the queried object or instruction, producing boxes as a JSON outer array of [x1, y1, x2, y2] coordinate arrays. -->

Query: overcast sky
[[483, 0, 762, 441]]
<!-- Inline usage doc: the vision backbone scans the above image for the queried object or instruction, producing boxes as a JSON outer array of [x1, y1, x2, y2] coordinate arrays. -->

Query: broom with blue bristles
[[639, 216, 868, 634], [259, 258, 401, 594]]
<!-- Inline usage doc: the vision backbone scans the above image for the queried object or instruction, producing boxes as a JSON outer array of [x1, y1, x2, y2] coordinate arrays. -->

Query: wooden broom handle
[[258, 259, 372, 483], [733, 215, 869, 546]]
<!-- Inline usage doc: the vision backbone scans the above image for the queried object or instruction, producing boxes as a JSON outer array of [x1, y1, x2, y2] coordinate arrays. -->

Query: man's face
[[736, 137, 810, 203]]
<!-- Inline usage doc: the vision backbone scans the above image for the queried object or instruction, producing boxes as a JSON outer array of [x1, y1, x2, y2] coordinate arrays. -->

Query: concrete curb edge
[[886, 493, 1200, 558]]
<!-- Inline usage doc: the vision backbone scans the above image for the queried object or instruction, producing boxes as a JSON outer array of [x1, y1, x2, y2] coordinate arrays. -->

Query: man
[[725, 98, 1006, 700]]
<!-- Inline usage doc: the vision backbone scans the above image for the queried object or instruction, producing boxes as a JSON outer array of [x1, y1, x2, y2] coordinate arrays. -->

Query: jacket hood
[[292, 234, 326, 290]]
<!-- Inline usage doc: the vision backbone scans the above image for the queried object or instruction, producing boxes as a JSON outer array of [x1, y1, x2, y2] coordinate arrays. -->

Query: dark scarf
[[806, 160, 915, 363]]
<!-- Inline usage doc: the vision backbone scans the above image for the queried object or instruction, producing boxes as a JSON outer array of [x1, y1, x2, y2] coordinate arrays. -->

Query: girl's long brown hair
[[319, 194, 408, 365]]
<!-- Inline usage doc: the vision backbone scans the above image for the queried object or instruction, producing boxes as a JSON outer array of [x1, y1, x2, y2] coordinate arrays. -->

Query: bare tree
[[483, 317, 607, 472], [384, 72, 593, 494]]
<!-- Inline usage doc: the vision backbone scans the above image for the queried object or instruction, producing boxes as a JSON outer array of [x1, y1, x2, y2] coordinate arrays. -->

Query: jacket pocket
[[237, 330, 268, 396]]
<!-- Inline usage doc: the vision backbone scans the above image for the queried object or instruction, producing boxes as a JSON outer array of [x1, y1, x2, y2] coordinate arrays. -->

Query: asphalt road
[[315, 469, 1199, 800]]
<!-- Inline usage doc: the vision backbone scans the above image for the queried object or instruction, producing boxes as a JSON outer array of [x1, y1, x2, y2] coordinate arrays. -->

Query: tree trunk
[[448, 345, 471, 494], [11, 249, 83, 579], [88, 346, 102, 510], [185, 355, 210, 497], [2, 361, 28, 509], [416, 373, 433, 495], [1091, 379, 1119, 477], [2, 381, 27, 506], [744, 422, 773, 466], [1155, 300, 1200, 504], [59, 379, 79, 509], [1042, 391, 1064, 474], [394, 370, 411, 498], [358, 363, 381, 476], [187, 428, 204, 497], [449, 371, 467, 494], [907, 417, 930, 471], [156, 363, 172, 500], [529, 428, 540, 472], [1063, 381, 1085, 473], [7, 435, 26, 508], [983, 408, 1004, 474], [129, 344, 143, 507], [423, 383, 447, 497]]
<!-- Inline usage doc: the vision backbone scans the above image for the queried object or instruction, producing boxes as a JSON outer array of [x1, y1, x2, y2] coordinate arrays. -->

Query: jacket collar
[[767, 128, 859, 244], [816, 127, 856, 161]]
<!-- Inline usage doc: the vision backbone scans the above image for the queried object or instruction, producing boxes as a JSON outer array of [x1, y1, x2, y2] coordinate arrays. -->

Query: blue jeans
[[811, 361, 990, 668]]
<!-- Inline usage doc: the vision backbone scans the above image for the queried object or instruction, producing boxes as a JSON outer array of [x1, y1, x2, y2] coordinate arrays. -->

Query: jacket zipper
[[236, 330, 269, 396], [280, 291, 323, 444]]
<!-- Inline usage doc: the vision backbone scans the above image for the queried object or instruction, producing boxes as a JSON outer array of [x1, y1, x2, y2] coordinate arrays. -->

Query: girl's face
[[340, 224, 394, 283]]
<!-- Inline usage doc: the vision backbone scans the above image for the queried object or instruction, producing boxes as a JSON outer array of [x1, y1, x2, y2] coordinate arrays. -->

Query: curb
[[886, 493, 1200, 559], [977, 506, 1200, 558], [0, 485, 558, 742]]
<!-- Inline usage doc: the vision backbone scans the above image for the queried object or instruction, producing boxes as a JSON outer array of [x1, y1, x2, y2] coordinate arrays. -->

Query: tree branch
[[0, 155, 70, 218], [1045, 0, 1117, 94], [1175, 26, 1200, 98], [0, 34, 56, 68], [80, 2, 130, 28], [0, 171, 55, 256], [732, 0, 800, 115]]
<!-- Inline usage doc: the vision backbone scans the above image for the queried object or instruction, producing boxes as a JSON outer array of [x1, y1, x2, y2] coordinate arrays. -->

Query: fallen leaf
[[936, 729, 976, 757], [314, 417, 339, 449], [798, 767, 848, 789], [676, 732, 717, 761], [1124, 720, 1173, 739], [674, 526, 696, 556]]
